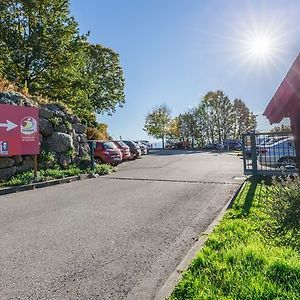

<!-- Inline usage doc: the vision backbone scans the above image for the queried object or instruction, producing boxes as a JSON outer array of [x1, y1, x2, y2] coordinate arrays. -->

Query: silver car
[[134, 141, 148, 155], [258, 137, 296, 169]]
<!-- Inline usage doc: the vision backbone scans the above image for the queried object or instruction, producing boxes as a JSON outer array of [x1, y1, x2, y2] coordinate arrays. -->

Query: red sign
[[0, 104, 39, 156]]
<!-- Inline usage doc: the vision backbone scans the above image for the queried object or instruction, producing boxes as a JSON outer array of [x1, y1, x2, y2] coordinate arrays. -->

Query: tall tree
[[144, 104, 171, 148], [178, 108, 199, 148], [0, 0, 126, 124], [0, 0, 86, 94], [232, 99, 257, 138], [202, 90, 233, 143], [166, 117, 180, 144], [84, 44, 125, 116]]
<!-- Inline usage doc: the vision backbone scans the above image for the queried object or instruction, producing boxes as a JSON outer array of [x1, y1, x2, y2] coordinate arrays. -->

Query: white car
[[258, 137, 296, 169]]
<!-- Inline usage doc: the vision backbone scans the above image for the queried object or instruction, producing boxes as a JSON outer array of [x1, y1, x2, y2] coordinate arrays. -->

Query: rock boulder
[[46, 132, 73, 153]]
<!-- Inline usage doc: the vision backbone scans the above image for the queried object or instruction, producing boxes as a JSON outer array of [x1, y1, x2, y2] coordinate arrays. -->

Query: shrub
[[93, 164, 115, 175], [39, 149, 57, 167], [263, 177, 300, 251], [86, 123, 111, 140], [0, 171, 34, 187]]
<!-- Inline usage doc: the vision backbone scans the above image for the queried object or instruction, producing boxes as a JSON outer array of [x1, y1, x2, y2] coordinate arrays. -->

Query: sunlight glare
[[249, 36, 272, 57]]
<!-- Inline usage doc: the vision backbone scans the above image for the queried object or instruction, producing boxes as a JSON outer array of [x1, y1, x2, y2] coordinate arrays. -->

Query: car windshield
[[116, 141, 127, 148], [103, 142, 117, 149]]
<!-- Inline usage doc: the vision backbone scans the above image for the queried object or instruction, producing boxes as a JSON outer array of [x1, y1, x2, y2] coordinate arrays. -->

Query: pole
[[88, 141, 95, 170], [250, 131, 258, 176], [33, 154, 38, 180]]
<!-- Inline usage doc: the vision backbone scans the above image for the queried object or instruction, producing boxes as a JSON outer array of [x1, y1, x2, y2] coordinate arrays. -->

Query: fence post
[[242, 134, 247, 174], [250, 132, 258, 176]]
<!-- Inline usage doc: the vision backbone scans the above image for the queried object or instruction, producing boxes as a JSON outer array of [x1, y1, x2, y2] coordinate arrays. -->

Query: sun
[[241, 31, 277, 62], [249, 36, 272, 57]]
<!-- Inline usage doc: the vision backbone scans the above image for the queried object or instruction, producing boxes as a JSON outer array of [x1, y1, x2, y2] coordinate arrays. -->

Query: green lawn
[[170, 178, 300, 300]]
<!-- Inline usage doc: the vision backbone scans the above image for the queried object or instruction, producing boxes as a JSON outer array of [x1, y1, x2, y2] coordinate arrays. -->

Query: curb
[[154, 180, 248, 300], [0, 174, 92, 196]]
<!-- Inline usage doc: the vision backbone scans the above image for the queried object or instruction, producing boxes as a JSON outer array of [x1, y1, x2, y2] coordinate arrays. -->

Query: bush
[[93, 164, 115, 175], [86, 123, 111, 140], [170, 180, 300, 300], [0, 163, 115, 188], [0, 171, 34, 187], [264, 177, 300, 251]]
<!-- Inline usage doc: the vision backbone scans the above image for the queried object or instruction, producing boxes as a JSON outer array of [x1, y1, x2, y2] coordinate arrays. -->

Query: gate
[[242, 131, 298, 176]]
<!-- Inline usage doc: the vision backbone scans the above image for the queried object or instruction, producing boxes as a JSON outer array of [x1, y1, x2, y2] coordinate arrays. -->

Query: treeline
[[144, 90, 257, 148], [0, 0, 125, 126]]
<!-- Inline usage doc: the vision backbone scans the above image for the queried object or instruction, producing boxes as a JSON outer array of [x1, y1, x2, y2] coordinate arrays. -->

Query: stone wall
[[0, 91, 90, 179]]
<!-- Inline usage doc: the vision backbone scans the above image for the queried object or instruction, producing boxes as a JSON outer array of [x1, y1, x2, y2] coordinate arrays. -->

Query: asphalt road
[[0, 150, 243, 300]]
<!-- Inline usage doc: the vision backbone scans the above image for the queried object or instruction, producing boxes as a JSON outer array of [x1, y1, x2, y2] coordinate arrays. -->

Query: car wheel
[[278, 157, 296, 170]]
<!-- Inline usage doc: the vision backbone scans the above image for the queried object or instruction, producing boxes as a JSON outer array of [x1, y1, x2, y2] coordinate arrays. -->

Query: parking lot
[[0, 150, 243, 299]]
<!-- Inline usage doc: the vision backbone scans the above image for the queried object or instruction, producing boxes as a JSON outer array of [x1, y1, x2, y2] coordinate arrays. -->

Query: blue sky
[[70, 0, 300, 141]]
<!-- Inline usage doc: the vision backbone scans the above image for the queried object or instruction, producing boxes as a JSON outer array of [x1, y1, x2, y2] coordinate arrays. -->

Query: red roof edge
[[264, 52, 300, 124]]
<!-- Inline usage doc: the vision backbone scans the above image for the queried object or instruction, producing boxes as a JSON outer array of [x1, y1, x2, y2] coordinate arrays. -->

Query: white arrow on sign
[[0, 120, 18, 131]]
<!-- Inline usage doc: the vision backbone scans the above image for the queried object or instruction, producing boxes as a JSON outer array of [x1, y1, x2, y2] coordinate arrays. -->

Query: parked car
[[202, 143, 224, 150], [134, 141, 148, 155], [139, 140, 152, 150], [172, 141, 191, 150], [245, 136, 290, 159], [94, 141, 122, 165], [223, 140, 242, 150], [122, 140, 142, 159], [113, 140, 131, 161], [258, 137, 297, 169]]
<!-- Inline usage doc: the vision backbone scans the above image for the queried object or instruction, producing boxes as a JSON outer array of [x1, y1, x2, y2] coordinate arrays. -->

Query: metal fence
[[242, 131, 298, 176]]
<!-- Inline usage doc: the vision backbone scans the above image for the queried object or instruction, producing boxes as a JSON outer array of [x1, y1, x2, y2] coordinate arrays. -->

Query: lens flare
[[249, 36, 271, 57]]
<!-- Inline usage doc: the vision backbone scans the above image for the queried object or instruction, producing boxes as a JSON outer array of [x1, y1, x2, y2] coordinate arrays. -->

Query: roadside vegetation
[[0, 0, 125, 129], [144, 91, 257, 149], [170, 177, 300, 300], [0, 164, 115, 188]]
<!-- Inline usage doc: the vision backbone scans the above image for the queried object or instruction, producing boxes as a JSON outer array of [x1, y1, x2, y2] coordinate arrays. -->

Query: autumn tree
[[144, 104, 171, 148], [166, 117, 180, 144], [177, 108, 199, 148], [232, 99, 257, 138], [86, 123, 112, 140], [202, 90, 233, 143]]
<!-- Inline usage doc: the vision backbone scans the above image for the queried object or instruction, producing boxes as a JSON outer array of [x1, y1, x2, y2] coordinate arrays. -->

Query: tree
[[0, 0, 125, 124], [144, 104, 171, 148], [86, 123, 111, 140], [0, 0, 86, 94], [177, 108, 199, 148], [232, 99, 257, 138], [166, 117, 180, 145], [202, 90, 233, 144], [84, 44, 125, 116]]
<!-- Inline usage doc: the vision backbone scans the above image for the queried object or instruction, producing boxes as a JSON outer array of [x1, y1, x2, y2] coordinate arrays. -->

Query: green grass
[[170, 178, 300, 300], [0, 164, 115, 188]]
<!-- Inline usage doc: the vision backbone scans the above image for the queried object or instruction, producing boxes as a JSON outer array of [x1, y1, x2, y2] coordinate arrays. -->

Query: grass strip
[[170, 178, 300, 300], [0, 164, 115, 188]]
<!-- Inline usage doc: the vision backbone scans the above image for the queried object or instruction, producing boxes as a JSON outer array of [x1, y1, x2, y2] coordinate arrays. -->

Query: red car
[[94, 141, 122, 165], [113, 141, 131, 161]]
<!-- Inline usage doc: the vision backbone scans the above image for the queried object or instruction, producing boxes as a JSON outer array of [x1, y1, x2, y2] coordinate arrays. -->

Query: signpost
[[0, 104, 40, 176]]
